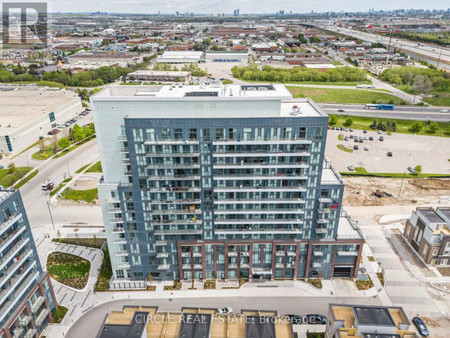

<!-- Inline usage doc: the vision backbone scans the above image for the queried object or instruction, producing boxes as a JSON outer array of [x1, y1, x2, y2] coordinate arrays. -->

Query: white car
[[441, 109, 448, 113], [364, 146, 369, 151], [217, 307, 233, 314]]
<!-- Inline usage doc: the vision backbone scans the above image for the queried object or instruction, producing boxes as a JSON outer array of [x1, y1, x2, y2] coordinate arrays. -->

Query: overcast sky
[[48, 0, 449, 14]]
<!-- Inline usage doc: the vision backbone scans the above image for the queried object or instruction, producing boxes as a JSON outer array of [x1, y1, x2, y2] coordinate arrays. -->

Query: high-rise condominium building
[[0, 189, 57, 337], [92, 84, 364, 289]]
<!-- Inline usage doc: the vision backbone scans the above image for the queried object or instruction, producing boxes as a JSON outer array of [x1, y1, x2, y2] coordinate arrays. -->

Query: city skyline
[[49, 0, 449, 14]]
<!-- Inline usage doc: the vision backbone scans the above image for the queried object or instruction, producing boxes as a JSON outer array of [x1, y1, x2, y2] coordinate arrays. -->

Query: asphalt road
[[66, 296, 381, 338], [321, 104, 450, 122], [314, 24, 450, 71], [18, 139, 101, 226]]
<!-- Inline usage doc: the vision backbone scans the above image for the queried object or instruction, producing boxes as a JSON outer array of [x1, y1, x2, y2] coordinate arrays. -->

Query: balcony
[[155, 241, 167, 246], [228, 263, 237, 269], [111, 227, 125, 233], [122, 159, 130, 165], [12, 327, 24, 338], [193, 264, 203, 270], [214, 185, 306, 192], [149, 199, 201, 205], [148, 187, 201, 193], [215, 198, 305, 205], [147, 163, 200, 169], [113, 239, 127, 245], [154, 229, 202, 235], [286, 262, 295, 268], [192, 252, 202, 258], [213, 162, 309, 169], [108, 208, 121, 213], [287, 251, 297, 256], [182, 264, 191, 270], [312, 262, 322, 268], [181, 252, 190, 258], [215, 219, 304, 225], [110, 218, 124, 224], [146, 152, 199, 157], [317, 218, 330, 224], [213, 138, 312, 145], [240, 263, 249, 268], [156, 253, 169, 258], [337, 251, 359, 256], [227, 251, 238, 257], [31, 296, 45, 313], [24, 329, 37, 338], [157, 264, 170, 270], [19, 315, 32, 327], [0, 212, 22, 236], [215, 228, 301, 235], [0, 238, 30, 270], [318, 209, 331, 214], [148, 175, 200, 181], [0, 226, 26, 253], [0, 250, 33, 288], [152, 209, 201, 215], [215, 208, 304, 215], [213, 150, 311, 157], [117, 263, 130, 269], [240, 252, 250, 257], [115, 251, 128, 256], [275, 263, 284, 268], [318, 198, 333, 203], [144, 139, 199, 145], [313, 251, 324, 256], [315, 228, 328, 234], [214, 174, 309, 180], [276, 251, 285, 256], [153, 219, 202, 226]]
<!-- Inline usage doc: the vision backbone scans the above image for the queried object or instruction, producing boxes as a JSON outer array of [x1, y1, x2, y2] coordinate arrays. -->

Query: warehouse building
[[205, 51, 249, 63], [157, 51, 204, 64], [127, 70, 191, 83], [0, 87, 82, 154]]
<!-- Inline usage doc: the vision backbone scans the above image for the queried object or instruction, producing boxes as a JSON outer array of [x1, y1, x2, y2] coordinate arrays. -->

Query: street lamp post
[[398, 170, 407, 198], [46, 198, 55, 231]]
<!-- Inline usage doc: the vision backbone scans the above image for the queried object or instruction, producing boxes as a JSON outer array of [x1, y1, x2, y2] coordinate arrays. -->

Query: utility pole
[[387, 20, 394, 54], [46, 199, 55, 231], [66, 159, 71, 177], [436, 45, 449, 70], [398, 171, 406, 198]]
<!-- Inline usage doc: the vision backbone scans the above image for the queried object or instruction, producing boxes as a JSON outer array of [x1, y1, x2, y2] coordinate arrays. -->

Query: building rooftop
[[0, 87, 80, 135], [353, 306, 395, 326], [337, 215, 364, 240], [437, 208, 450, 222], [417, 208, 445, 224], [98, 307, 293, 338]]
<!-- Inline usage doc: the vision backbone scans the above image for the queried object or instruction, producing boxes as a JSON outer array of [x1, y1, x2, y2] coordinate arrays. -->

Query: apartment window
[[174, 129, 183, 140], [189, 129, 198, 140], [216, 128, 224, 140], [116, 270, 124, 278], [422, 244, 428, 259], [440, 259, 448, 266], [202, 129, 210, 141], [161, 129, 171, 140], [146, 129, 155, 141], [444, 242, 450, 255], [432, 249, 439, 256]]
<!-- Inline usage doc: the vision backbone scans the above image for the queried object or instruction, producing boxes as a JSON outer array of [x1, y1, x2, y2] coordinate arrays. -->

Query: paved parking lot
[[325, 129, 450, 174]]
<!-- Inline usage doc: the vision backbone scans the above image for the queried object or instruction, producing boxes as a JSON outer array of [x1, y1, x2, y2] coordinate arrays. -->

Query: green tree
[[427, 122, 439, 134], [297, 34, 308, 44], [309, 36, 320, 43], [414, 165, 423, 175], [412, 75, 433, 95], [343, 118, 353, 127], [329, 115, 338, 126], [210, 44, 219, 51], [7, 163, 16, 174], [410, 121, 423, 133], [72, 125, 86, 142], [58, 137, 70, 150]]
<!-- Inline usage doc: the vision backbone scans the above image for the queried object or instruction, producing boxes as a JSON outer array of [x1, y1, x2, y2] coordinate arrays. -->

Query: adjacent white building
[[157, 51, 204, 64]]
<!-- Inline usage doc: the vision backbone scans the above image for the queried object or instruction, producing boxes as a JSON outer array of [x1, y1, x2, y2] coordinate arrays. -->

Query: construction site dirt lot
[[343, 176, 450, 206]]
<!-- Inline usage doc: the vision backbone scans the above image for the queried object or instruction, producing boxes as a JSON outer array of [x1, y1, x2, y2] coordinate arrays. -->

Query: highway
[[321, 104, 450, 122], [313, 23, 450, 71]]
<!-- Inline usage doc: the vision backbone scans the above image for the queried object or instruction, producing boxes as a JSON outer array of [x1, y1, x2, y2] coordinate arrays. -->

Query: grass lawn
[[50, 178, 72, 196], [60, 188, 98, 204], [395, 85, 450, 106], [14, 169, 39, 189], [86, 161, 102, 173], [52, 237, 106, 249], [337, 144, 353, 153], [330, 115, 450, 138], [0, 167, 32, 187], [11, 139, 45, 159], [340, 167, 450, 178], [75, 164, 90, 174], [53, 305, 68, 324], [32, 144, 55, 160], [47, 252, 90, 289], [287, 87, 405, 104], [95, 248, 112, 292]]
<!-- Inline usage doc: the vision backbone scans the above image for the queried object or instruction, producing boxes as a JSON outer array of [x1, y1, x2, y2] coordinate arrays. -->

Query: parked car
[[408, 166, 417, 174], [217, 307, 233, 314], [364, 136, 369, 140], [286, 315, 302, 325], [369, 136, 374, 141], [379, 136, 384, 141], [331, 127, 335, 130], [0, 165, 4, 169], [363, 129, 367, 133], [41, 181, 54, 191], [440, 109, 448, 113], [348, 165, 355, 171], [306, 314, 327, 325], [359, 139, 363, 143], [377, 130, 382, 134], [412, 317, 429, 337], [344, 136, 349, 141], [349, 128, 353, 132], [354, 138, 359, 143], [364, 146, 369, 151], [349, 135, 354, 139], [353, 145, 359, 150], [338, 109, 345, 112], [387, 152, 393, 157], [384, 191, 393, 197]]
